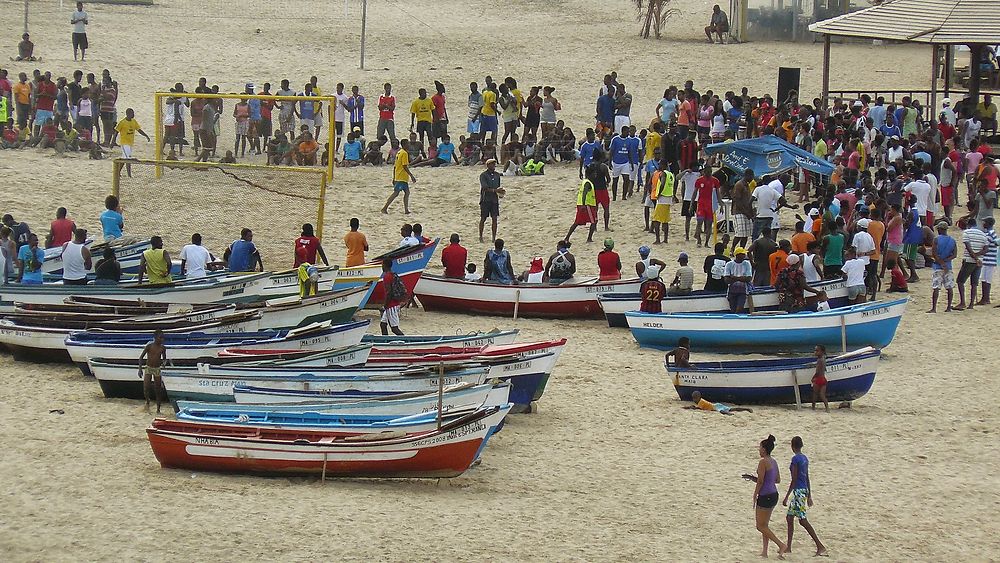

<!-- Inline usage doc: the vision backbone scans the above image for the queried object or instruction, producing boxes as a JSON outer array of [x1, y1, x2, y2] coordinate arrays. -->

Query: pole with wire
[[360, 0, 368, 69]]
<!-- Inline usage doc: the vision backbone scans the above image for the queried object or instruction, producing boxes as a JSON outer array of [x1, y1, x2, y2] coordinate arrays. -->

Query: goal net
[[111, 159, 327, 268], [152, 90, 337, 181]]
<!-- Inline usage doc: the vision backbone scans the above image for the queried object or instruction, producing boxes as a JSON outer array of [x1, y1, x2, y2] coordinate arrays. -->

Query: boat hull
[[146, 404, 510, 478], [626, 299, 907, 351], [599, 278, 851, 328], [415, 275, 642, 319], [669, 348, 881, 404]]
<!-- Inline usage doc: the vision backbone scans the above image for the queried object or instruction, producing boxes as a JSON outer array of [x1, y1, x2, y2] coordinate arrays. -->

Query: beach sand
[[1, 1, 998, 560]]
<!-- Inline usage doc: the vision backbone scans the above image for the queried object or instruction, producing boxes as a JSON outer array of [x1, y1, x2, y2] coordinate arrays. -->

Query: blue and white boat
[[64, 320, 370, 375], [175, 382, 510, 418], [626, 298, 907, 351], [669, 347, 881, 404], [599, 278, 850, 328]]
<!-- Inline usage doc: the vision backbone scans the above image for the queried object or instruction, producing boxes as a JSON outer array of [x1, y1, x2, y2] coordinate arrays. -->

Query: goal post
[[111, 158, 328, 266], [152, 91, 337, 181]]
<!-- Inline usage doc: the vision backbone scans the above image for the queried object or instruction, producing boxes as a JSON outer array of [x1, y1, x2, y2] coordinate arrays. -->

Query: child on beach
[[664, 336, 691, 367], [464, 263, 481, 281], [782, 436, 828, 557], [683, 390, 754, 415], [811, 345, 828, 411], [886, 258, 908, 292]]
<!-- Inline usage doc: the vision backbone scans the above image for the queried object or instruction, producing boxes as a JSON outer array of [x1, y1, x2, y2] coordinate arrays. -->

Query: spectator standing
[[71, 2, 89, 61]]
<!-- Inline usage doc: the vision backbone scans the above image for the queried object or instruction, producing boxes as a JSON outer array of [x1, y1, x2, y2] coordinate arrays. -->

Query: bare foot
[[815, 548, 829, 557], [952, 305, 964, 311], [945, 306, 953, 312], [926, 309, 936, 313]]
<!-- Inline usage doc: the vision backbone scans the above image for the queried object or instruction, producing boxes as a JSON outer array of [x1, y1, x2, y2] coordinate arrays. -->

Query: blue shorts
[[468, 118, 481, 134], [393, 181, 409, 192], [34, 109, 54, 125], [481, 115, 498, 133]]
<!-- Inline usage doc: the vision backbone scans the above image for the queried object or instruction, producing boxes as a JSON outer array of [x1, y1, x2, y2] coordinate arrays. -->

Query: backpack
[[387, 272, 408, 301]]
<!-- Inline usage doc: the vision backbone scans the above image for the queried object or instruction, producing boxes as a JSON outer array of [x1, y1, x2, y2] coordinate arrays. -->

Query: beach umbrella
[[704, 136, 835, 179]]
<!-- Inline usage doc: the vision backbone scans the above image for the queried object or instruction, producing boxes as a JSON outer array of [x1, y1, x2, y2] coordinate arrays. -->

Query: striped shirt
[[962, 227, 990, 263], [985, 229, 998, 267]]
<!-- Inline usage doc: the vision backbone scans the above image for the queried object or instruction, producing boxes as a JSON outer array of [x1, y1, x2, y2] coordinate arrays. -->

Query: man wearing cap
[[852, 217, 877, 296], [597, 239, 622, 281], [639, 265, 666, 313], [479, 159, 503, 242], [724, 247, 753, 312], [941, 98, 957, 126], [668, 252, 694, 296], [775, 253, 822, 312], [636, 245, 667, 281], [928, 220, 957, 313]]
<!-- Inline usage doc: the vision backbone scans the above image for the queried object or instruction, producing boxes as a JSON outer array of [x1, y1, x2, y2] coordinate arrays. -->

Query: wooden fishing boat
[[175, 405, 488, 434], [161, 365, 492, 403], [668, 347, 881, 404], [414, 274, 642, 319], [42, 238, 151, 275], [64, 320, 370, 376], [90, 344, 373, 399], [626, 298, 907, 351], [178, 382, 510, 417], [258, 239, 439, 302], [598, 278, 851, 328], [146, 403, 511, 478], [0, 272, 272, 312], [217, 329, 521, 358]]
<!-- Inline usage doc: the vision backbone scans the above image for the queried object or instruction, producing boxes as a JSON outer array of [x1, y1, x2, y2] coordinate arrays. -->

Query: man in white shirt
[[679, 167, 699, 241], [71, 2, 89, 61], [751, 180, 779, 240], [766, 174, 789, 238], [852, 218, 876, 265], [399, 224, 421, 247], [179, 233, 215, 278], [941, 98, 957, 126], [333, 82, 351, 154], [903, 169, 934, 226], [841, 247, 868, 304], [956, 219, 989, 310]]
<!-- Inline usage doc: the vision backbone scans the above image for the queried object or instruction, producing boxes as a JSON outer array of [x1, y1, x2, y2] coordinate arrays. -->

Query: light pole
[[360, 0, 368, 69]]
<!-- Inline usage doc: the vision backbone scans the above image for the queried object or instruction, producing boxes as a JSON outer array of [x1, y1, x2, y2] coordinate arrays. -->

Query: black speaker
[[777, 67, 801, 107]]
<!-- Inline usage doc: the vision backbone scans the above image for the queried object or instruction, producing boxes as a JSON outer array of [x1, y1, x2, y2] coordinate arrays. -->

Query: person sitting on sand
[[16, 33, 37, 61], [683, 390, 754, 415], [664, 336, 691, 367], [811, 344, 828, 411]]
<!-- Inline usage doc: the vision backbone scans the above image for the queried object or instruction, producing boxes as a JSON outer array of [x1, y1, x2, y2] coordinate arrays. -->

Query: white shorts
[[380, 305, 400, 327], [931, 269, 955, 290], [643, 195, 656, 208], [300, 118, 315, 129], [121, 144, 133, 158], [614, 115, 631, 133], [981, 265, 995, 282], [611, 162, 637, 181]]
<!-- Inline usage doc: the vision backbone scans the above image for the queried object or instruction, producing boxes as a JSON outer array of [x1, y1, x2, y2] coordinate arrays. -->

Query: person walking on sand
[[479, 158, 503, 242], [928, 220, 957, 313], [783, 436, 828, 557], [138, 330, 167, 413], [566, 174, 598, 243], [382, 138, 416, 214], [744, 435, 788, 559], [810, 344, 828, 410]]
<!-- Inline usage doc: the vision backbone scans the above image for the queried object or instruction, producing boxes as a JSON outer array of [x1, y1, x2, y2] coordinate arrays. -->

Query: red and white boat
[[146, 404, 511, 478], [414, 275, 643, 319]]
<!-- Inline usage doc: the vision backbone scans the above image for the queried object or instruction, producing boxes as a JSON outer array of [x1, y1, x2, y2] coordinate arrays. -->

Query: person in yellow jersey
[[381, 138, 417, 214], [137, 235, 172, 285], [114, 107, 149, 159], [565, 174, 598, 243], [479, 82, 500, 144], [409, 88, 435, 146], [650, 160, 676, 244]]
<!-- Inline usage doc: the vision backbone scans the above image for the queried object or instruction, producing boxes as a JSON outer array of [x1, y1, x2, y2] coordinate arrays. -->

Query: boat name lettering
[[414, 421, 486, 446], [678, 374, 709, 383], [320, 297, 347, 309], [222, 285, 247, 297], [194, 437, 220, 445], [299, 335, 331, 347], [642, 322, 663, 328], [503, 361, 531, 372], [825, 360, 862, 373], [585, 285, 615, 293], [337, 269, 366, 277], [325, 354, 355, 365], [860, 307, 888, 317], [396, 253, 421, 264], [197, 379, 235, 387]]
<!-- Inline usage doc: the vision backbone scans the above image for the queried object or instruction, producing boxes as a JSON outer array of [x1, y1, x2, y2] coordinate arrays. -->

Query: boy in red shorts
[[810, 344, 828, 411]]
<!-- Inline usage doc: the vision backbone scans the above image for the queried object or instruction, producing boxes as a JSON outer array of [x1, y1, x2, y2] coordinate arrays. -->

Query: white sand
[[1, 0, 998, 560]]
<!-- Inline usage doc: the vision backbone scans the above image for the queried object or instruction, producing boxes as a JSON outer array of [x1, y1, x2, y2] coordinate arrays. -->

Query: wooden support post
[[930, 45, 939, 120], [436, 362, 444, 430], [840, 314, 847, 354], [513, 289, 521, 321], [821, 34, 831, 109], [791, 369, 802, 409]]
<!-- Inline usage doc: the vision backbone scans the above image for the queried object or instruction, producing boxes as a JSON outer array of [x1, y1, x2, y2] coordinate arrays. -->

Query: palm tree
[[634, 0, 680, 39]]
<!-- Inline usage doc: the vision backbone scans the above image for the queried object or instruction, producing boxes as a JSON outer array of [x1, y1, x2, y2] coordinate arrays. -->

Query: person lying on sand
[[683, 390, 753, 415]]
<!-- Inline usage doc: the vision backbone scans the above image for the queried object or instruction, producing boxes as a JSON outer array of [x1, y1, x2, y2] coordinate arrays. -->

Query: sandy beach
[[1, 0, 998, 560]]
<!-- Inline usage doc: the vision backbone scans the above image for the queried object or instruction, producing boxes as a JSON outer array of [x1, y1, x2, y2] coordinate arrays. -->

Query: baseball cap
[[942, 98, 951, 105], [734, 246, 747, 255], [786, 254, 800, 265], [852, 100, 863, 107], [935, 220, 950, 230], [604, 238, 615, 249], [808, 208, 820, 217], [857, 218, 870, 229], [677, 252, 688, 262], [639, 245, 651, 257]]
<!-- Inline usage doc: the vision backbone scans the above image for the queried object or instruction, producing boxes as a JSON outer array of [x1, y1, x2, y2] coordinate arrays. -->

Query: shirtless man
[[810, 344, 828, 411], [664, 336, 691, 368], [138, 330, 167, 412]]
